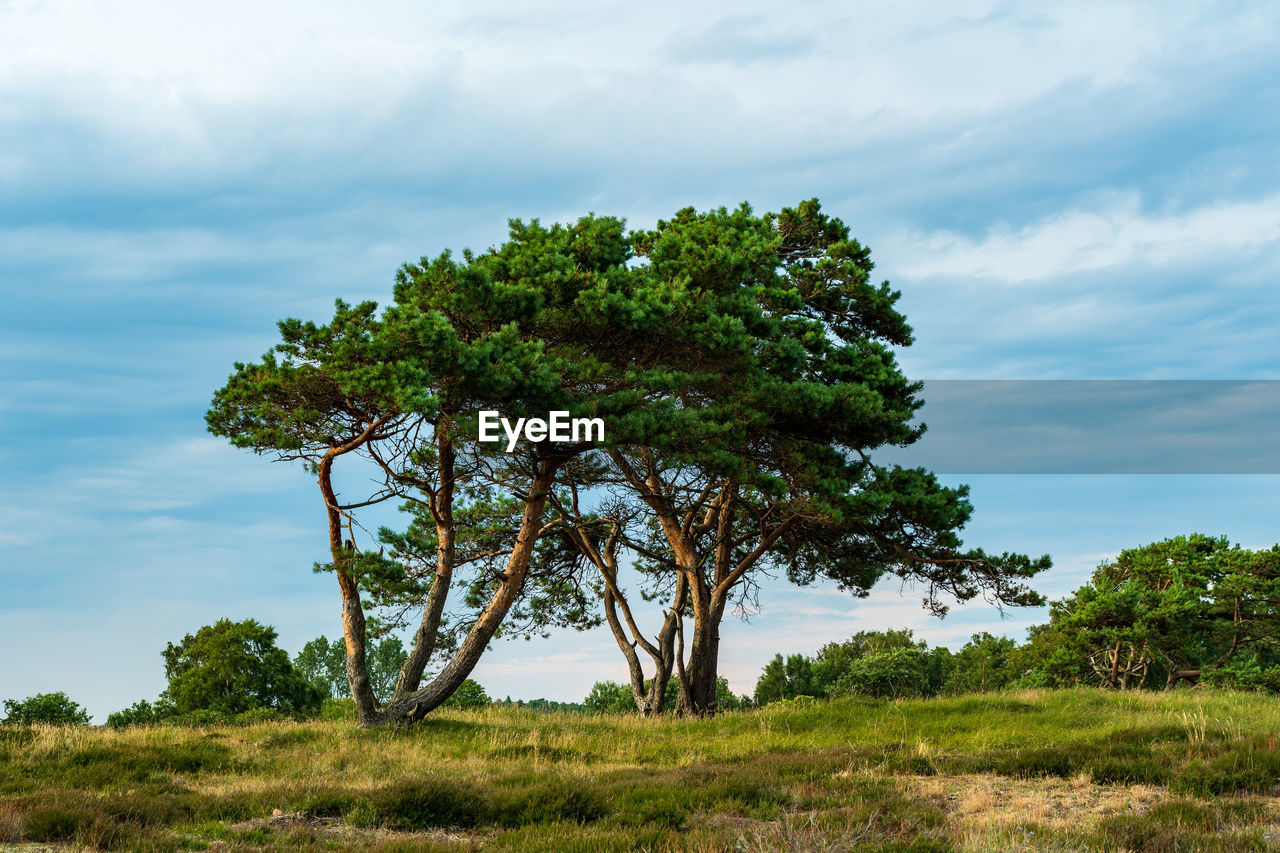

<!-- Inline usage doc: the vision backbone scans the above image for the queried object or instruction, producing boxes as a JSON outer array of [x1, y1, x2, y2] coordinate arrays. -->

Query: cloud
[[664, 15, 818, 66], [898, 193, 1280, 282]]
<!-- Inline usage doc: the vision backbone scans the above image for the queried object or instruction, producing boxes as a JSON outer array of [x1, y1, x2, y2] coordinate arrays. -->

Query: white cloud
[[897, 193, 1280, 283]]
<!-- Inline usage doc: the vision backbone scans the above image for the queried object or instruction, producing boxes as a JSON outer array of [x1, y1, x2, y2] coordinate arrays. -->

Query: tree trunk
[[393, 433, 456, 698], [1108, 640, 1123, 690], [1165, 668, 1202, 690], [642, 574, 686, 715], [319, 451, 382, 726], [676, 576, 722, 716], [379, 459, 560, 725]]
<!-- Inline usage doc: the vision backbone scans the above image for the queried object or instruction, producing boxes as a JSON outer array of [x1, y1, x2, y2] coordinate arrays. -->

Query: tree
[[754, 629, 960, 703], [106, 699, 175, 728], [442, 678, 490, 709], [2, 692, 91, 726], [561, 201, 1049, 715], [812, 630, 924, 696], [584, 677, 679, 713], [293, 635, 346, 700], [753, 654, 816, 704], [836, 648, 930, 698], [294, 634, 408, 704], [162, 619, 323, 716], [1020, 535, 1280, 691], [944, 632, 1019, 694], [209, 213, 745, 726], [715, 677, 751, 711], [211, 201, 1049, 722]]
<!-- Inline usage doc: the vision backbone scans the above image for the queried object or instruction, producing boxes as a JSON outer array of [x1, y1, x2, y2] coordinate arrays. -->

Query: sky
[[2, 0, 1279, 720]]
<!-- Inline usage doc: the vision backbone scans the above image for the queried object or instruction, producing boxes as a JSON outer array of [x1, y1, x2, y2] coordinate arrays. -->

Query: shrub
[[233, 707, 284, 725], [106, 699, 175, 729], [373, 778, 484, 829], [163, 618, 323, 716], [344, 800, 378, 828], [836, 649, 930, 699], [489, 779, 609, 826], [170, 709, 226, 727], [320, 697, 356, 721]]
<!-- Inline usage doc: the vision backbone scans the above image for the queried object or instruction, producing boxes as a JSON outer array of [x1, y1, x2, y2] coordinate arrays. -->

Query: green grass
[[1, 689, 1277, 851]]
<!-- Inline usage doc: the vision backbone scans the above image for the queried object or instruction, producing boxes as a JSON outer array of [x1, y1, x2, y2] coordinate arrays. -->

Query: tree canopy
[[2, 692, 91, 726], [162, 619, 322, 716]]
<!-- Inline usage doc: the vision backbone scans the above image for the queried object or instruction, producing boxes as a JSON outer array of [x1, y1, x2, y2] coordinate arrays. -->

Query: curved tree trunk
[[379, 459, 561, 725], [319, 450, 382, 726], [563, 509, 689, 716], [392, 433, 456, 698]]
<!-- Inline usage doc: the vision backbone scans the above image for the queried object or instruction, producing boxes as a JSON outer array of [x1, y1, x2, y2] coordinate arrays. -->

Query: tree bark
[[676, 585, 722, 715], [393, 431, 456, 698], [319, 450, 382, 726], [1108, 640, 1123, 690], [379, 459, 561, 725], [1166, 668, 1202, 690]]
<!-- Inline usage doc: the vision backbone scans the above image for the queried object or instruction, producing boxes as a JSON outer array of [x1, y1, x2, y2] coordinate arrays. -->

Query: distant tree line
[[739, 535, 1280, 706]]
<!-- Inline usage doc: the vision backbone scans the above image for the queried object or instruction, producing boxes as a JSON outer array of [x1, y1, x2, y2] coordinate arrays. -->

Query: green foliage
[[1, 692, 91, 726], [292, 635, 346, 700], [442, 679, 490, 710], [320, 697, 356, 721], [943, 632, 1020, 694], [1020, 535, 1280, 690], [292, 634, 408, 704], [583, 681, 634, 714], [583, 678, 682, 714], [162, 618, 323, 716], [714, 677, 750, 711], [105, 699, 175, 729], [753, 654, 817, 704], [756, 630, 959, 703], [836, 647, 931, 698]]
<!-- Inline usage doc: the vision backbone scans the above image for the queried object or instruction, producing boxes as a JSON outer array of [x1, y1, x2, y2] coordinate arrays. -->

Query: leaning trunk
[[380, 460, 560, 725]]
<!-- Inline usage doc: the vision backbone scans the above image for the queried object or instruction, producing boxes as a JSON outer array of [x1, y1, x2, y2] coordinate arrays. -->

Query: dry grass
[[1, 689, 1278, 850]]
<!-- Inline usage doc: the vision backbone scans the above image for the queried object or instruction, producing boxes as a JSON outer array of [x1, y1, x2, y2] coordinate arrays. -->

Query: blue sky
[[3, 0, 1279, 720]]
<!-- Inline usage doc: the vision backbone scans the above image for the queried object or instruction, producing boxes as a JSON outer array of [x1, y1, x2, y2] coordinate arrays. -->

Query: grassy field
[[1, 689, 1278, 852]]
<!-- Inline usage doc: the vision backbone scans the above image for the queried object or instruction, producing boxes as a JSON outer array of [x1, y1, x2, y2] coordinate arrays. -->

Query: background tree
[[294, 634, 408, 704], [1019, 535, 1280, 691], [2, 692, 91, 726], [106, 699, 174, 729], [943, 632, 1019, 694], [293, 635, 346, 700], [441, 678, 490, 709], [835, 647, 932, 698], [753, 629, 965, 703], [162, 619, 322, 716], [753, 654, 817, 704]]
